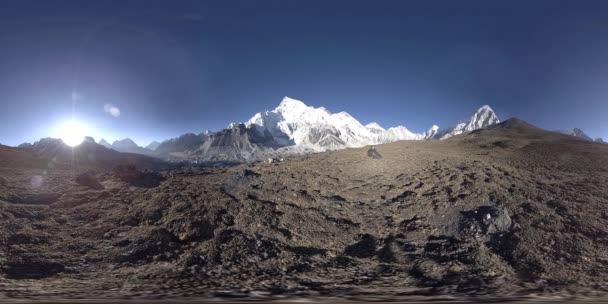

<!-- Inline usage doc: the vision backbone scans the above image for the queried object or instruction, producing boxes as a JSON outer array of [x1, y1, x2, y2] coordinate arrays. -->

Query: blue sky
[[1, 0, 608, 146]]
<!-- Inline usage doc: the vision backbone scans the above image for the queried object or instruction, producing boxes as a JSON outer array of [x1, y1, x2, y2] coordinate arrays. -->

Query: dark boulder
[[461, 205, 512, 235], [75, 171, 103, 190], [367, 147, 382, 159]]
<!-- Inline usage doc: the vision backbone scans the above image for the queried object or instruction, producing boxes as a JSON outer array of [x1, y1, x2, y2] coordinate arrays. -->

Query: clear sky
[[1, 0, 608, 146]]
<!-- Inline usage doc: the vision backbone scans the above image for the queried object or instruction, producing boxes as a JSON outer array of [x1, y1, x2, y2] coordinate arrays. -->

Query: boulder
[[75, 171, 103, 190], [460, 205, 512, 235]]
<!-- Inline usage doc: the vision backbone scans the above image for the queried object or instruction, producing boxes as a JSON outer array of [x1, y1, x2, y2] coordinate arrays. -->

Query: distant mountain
[[19, 97, 504, 163], [154, 132, 216, 157], [145, 141, 161, 151], [435, 105, 500, 140], [191, 124, 280, 162], [17, 142, 33, 149], [99, 139, 112, 149], [21, 137, 164, 170], [155, 97, 502, 162], [111, 138, 141, 153], [364, 122, 385, 135], [378, 126, 424, 143], [557, 128, 593, 141], [424, 125, 440, 140], [595, 138, 606, 144], [104, 138, 156, 156], [242, 97, 436, 151]]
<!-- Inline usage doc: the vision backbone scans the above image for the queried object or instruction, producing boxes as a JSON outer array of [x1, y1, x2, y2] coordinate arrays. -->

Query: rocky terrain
[[1, 118, 608, 302]]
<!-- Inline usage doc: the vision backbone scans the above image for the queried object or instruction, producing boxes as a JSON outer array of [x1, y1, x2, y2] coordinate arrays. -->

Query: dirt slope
[[1, 119, 607, 301]]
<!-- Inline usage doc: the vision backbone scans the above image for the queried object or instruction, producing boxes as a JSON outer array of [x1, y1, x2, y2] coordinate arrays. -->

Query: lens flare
[[55, 120, 90, 147]]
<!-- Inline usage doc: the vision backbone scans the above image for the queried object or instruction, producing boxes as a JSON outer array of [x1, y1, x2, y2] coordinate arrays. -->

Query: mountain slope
[[364, 122, 385, 135], [99, 139, 112, 149], [155, 133, 208, 156], [146, 141, 161, 151], [111, 138, 144, 153]]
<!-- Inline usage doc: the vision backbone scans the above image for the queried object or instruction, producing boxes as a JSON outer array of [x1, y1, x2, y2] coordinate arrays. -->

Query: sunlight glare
[[55, 120, 90, 147]]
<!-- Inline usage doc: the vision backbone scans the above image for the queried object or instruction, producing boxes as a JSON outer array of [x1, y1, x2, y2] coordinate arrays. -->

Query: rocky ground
[[1, 119, 608, 302]]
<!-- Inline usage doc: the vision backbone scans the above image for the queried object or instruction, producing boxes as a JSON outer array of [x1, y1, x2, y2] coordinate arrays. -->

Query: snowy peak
[[244, 97, 377, 150], [468, 105, 500, 130], [218, 97, 503, 158], [424, 125, 440, 139], [438, 105, 500, 139], [240, 96, 438, 151], [365, 122, 386, 134], [378, 126, 423, 143], [365, 122, 384, 130], [276, 96, 308, 113]]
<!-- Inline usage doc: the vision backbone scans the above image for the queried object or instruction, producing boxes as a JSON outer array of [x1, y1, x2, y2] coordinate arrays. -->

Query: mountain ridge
[[18, 97, 510, 162]]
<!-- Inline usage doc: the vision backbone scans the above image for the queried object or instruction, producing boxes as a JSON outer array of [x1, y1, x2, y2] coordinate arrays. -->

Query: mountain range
[[556, 128, 606, 143], [18, 136, 164, 170], [151, 97, 500, 161], [18, 96, 604, 163], [99, 138, 156, 156]]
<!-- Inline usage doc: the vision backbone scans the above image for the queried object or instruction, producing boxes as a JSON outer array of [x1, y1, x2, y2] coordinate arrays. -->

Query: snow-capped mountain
[[378, 126, 424, 143], [365, 122, 386, 135], [424, 125, 440, 139], [243, 97, 373, 150], [185, 97, 503, 161], [435, 105, 500, 139], [596, 138, 606, 144], [61, 97, 502, 163], [242, 97, 433, 151], [557, 128, 593, 141]]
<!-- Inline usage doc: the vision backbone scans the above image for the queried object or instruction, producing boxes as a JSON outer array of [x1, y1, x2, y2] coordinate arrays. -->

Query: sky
[[1, 0, 608, 146]]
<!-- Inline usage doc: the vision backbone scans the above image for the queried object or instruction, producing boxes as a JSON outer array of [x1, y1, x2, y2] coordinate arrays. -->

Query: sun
[[55, 120, 90, 147]]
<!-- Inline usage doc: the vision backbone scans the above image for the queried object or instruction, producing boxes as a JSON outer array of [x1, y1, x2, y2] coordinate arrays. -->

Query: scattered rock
[[243, 169, 260, 177], [115, 228, 179, 263], [7, 193, 61, 205]]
